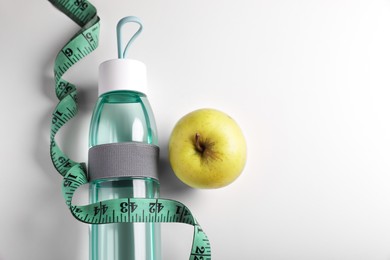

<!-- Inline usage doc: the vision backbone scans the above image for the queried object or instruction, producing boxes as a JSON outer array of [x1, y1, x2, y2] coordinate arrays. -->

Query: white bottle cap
[[98, 59, 147, 96]]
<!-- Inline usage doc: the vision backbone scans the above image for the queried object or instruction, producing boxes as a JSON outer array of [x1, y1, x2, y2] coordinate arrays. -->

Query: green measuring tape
[[48, 1, 211, 259]]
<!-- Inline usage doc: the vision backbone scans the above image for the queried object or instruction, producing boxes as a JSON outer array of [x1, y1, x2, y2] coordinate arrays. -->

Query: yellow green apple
[[168, 108, 247, 189]]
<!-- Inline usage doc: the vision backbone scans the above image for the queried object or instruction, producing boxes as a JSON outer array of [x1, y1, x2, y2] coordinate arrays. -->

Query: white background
[[1, 0, 390, 259]]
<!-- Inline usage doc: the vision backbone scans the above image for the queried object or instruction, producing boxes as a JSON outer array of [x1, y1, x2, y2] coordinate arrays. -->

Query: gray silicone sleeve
[[88, 142, 159, 181]]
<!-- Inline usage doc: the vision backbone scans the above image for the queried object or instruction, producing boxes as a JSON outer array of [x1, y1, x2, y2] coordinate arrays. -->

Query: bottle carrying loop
[[117, 16, 143, 59]]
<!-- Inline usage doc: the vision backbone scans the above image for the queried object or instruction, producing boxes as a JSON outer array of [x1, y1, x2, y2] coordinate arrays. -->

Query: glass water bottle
[[88, 59, 161, 260]]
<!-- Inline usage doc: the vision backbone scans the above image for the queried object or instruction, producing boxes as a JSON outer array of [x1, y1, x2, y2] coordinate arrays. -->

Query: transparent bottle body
[[89, 90, 161, 260]]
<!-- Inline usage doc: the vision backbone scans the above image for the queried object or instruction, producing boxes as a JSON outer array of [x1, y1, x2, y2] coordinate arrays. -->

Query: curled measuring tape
[[48, 1, 211, 259]]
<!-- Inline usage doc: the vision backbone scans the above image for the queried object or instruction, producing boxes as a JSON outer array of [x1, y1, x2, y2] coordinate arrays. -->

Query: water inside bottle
[[89, 90, 161, 260]]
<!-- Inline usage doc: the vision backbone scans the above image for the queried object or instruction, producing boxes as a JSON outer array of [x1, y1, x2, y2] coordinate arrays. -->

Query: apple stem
[[195, 133, 204, 153]]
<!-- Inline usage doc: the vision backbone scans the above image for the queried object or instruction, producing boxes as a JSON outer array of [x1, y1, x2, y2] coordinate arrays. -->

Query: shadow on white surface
[[28, 57, 87, 260]]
